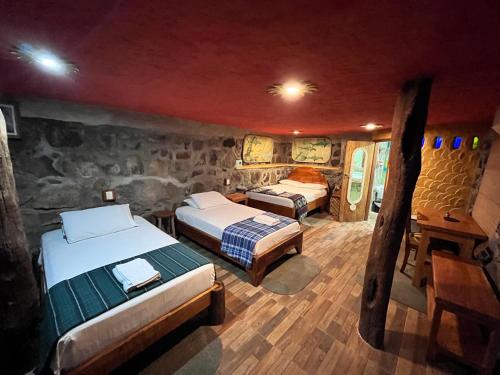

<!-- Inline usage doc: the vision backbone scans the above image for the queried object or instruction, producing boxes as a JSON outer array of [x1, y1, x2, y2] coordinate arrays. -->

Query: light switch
[[223, 178, 231, 186]]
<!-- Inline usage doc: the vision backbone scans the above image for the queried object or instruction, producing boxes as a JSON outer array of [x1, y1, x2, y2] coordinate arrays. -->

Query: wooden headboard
[[287, 167, 329, 188]]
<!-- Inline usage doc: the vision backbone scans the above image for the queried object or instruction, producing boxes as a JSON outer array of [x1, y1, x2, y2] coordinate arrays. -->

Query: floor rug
[[355, 254, 427, 313], [262, 254, 321, 295], [302, 212, 335, 228], [139, 327, 222, 375]]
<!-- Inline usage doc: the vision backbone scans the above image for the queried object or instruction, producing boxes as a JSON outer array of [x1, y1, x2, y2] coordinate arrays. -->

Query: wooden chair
[[400, 214, 421, 273]]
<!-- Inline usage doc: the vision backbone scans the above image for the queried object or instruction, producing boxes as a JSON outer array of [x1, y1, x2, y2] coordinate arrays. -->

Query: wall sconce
[[102, 189, 116, 202]]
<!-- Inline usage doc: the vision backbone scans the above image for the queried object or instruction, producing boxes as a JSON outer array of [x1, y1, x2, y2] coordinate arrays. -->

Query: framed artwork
[[0, 103, 19, 138], [292, 137, 331, 163], [242, 135, 274, 163]]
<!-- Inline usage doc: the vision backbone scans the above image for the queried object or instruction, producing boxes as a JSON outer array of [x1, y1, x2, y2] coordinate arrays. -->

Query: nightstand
[[225, 192, 248, 205], [152, 209, 176, 237]]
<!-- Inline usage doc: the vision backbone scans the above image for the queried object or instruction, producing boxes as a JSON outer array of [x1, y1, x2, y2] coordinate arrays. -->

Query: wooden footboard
[[247, 230, 304, 286], [66, 281, 225, 374], [175, 218, 304, 286], [248, 198, 296, 218], [247, 195, 328, 219]]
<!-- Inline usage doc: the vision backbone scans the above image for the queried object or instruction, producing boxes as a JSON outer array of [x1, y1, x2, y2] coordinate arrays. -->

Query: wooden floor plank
[[137, 218, 466, 375]]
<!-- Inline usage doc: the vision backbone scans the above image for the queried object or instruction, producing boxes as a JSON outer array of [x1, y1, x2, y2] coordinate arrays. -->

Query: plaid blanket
[[250, 187, 308, 221], [220, 212, 296, 268], [39, 242, 210, 371]]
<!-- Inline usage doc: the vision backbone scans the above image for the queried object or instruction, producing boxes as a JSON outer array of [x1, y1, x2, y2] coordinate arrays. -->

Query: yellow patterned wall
[[412, 125, 490, 214]]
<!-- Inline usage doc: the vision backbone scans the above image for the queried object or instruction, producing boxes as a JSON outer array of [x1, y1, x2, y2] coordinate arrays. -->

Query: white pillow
[[183, 198, 200, 209], [189, 191, 231, 209], [279, 179, 304, 187], [60, 204, 138, 244], [300, 182, 327, 190]]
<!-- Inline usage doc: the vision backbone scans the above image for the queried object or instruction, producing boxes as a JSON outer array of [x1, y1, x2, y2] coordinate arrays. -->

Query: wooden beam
[[0, 112, 38, 366], [359, 77, 433, 349]]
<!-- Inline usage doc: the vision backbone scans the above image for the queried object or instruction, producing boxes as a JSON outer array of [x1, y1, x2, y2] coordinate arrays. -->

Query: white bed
[[41, 215, 215, 373], [245, 183, 327, 208], [175, 202, 301, 255]]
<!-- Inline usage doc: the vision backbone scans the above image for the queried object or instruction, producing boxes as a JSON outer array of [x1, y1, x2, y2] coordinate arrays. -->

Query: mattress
[[245, 184, 327, 208], [41, 216, 215, 373], [175, 203, 301, 255]]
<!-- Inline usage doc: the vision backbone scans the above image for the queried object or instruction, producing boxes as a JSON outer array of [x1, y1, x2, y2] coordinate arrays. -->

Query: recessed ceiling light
[[10, 43, 78, 75], [361, 122, 383, 131], [267, 80, 318, 101], [293, 130, 301, 135]]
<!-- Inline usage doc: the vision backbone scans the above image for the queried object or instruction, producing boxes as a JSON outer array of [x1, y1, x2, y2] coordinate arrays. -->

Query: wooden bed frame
[[247, 166, 330, 219], [64, 280, 225, 374], [248, 195, 328, 219], [175, 218, 304, 286]]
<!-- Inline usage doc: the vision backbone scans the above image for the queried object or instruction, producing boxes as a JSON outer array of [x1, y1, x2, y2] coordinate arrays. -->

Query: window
[[347, 147, 367, 206], [433, 136, 443, 149], [452, 136, 462, 149], [472, 136, 480, 150]]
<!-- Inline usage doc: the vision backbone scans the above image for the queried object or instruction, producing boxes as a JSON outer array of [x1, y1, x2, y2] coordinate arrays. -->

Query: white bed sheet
[[175, 203, 301, 255], [41, 216, 215, 373], [245, 183, 327, 208]]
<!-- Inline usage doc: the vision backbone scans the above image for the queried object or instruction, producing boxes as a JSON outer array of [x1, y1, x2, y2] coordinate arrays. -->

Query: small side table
[[152, 209, 176, 237], [225, 192, 248, 205]]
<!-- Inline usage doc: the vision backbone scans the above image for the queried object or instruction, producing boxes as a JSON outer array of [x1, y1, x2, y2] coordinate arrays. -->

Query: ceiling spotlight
[[361, 122, 383, 131], [293, 130, 301, 135], [10, 43, 78, 75], [267, 80, 318, 101]]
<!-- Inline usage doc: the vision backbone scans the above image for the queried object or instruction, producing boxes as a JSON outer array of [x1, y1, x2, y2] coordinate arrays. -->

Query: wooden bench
[[427, 252, 500, 374]]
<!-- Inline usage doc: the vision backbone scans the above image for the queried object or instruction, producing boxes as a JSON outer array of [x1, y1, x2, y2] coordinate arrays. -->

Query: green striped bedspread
[[39, 242, 211, 370]]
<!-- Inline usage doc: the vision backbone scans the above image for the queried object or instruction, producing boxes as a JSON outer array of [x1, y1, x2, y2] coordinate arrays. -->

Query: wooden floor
[[126, 218, 472, 375]]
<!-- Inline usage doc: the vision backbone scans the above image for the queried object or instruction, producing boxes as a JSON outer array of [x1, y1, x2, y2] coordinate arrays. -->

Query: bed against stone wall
[[7, 100, 347, 255], [9, 116, 346, 254], [8, 118, 290, 253]]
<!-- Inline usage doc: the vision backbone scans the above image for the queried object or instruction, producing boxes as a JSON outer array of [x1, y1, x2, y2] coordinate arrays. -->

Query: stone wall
[[8, 100, 351, 255], [9, 118, 291, 254]]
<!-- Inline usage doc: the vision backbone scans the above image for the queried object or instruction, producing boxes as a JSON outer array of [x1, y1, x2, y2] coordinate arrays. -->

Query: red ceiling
[[1, 1, 499, 135]]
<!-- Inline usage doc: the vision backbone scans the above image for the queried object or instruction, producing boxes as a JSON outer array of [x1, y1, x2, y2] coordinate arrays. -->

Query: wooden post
[[0, 112, 38, 364], [359, 77, 433, 349], [209, 281, 226, 325]]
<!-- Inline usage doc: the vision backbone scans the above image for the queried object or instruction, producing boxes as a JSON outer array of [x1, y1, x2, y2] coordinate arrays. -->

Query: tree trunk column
[[359, 77, 433, 349], [0, 111, 38, 365]]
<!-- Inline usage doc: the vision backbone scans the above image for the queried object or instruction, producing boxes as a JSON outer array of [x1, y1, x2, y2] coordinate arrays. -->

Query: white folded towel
[[253, 214, 280, 226], [112, 258, 160, 293]]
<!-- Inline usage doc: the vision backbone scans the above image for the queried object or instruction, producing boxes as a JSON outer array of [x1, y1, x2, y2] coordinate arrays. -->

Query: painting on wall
[[0, 103, 19, 138], [292, 137, 331, 163], [243, 135, 274, 163]]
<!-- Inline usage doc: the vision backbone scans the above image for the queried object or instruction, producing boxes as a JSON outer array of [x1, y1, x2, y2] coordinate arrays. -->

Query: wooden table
[[225, 192, 248, 205], [412, 207, 487, 287], [152, 209, 175, 237], [427, 252, 500, 374]]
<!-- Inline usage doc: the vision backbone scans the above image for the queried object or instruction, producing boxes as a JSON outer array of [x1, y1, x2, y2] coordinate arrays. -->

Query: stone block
[[46, 123, 84, 148], [176, 151, 191, 160], [32, 179, 81, 209], [223, 138, 236, 148]]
